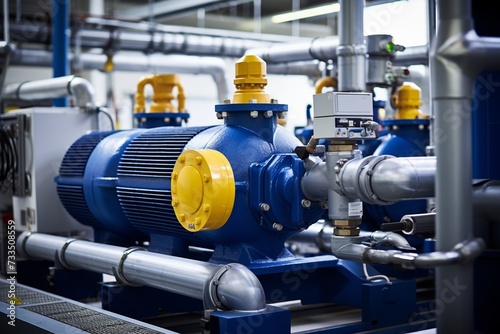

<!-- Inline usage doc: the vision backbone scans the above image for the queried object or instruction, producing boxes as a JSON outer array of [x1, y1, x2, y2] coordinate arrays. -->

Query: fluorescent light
[[271, 3, 341, 24]]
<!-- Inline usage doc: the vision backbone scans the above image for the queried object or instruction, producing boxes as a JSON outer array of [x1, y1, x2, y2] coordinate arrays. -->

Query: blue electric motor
[[56, 56, 324, 264]]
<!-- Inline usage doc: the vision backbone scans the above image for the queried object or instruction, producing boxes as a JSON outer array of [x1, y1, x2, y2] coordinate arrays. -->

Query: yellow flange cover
[[171, 149, 235, 232]]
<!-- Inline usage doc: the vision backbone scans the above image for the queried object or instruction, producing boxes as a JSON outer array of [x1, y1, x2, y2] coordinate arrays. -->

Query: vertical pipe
[[3, 0, 9, 43], [16, 0, 21, 23], [426, 0, 436, 151], [337, 0, 366, 92], [431, 0, 474, 332], [292, 0, 300, 37], [52, 0, 70, 107], [253, 0, 261, 34]]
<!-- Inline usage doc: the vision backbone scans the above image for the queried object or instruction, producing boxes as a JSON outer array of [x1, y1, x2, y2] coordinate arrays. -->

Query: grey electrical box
[[5, 108, 97, 236], [313, 92, 375, 140]]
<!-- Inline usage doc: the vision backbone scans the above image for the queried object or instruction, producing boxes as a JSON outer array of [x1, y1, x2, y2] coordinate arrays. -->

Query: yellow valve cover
[[171, 149, 235, 232], [394, 82, 425, 119], [232, 54, 270, 103]]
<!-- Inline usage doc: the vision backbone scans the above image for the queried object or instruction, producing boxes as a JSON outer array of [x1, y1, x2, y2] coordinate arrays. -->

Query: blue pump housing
[[56, 103, 324, 264]]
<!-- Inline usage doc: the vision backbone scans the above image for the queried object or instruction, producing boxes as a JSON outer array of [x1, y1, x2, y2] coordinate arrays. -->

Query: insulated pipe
[[431, 0, 500, 331], [2, 75, 95, 108], [16, 232, 266, 312], [84, 16, 294, 43], [3, 22, 279, 58], [247, 36, 340, 63], [266, 60, 323, 79], [337, 0, 366, 92], [393, 45, 428, 66], [9, 49, 230, 103], [301, 155, 436, 205]]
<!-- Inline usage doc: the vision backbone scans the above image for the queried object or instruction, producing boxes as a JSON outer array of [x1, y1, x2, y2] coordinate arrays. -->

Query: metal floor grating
[[25, 302, 165, 334], [0, 279, 175, 334], [0, 280, 59, 305]]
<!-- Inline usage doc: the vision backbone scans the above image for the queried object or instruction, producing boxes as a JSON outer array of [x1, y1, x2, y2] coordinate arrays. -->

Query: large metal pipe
[[431, 0, 500, 331], [302, 155, 436, 205], [247, 36, 340, 63], [3, 21, 285, 58], [2, 75, 95, 108], [17, 232, 266, 312], [266, 60, 324, 78], [8, 48, 230, 103], [337, 0, 366, 92]]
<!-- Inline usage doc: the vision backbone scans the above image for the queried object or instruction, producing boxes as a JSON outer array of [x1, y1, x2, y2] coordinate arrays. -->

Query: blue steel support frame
[[52, 0, 70, 106]]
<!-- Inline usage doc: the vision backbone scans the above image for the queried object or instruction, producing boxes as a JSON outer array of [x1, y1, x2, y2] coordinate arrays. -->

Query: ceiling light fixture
[[271, 3, 341, 24]]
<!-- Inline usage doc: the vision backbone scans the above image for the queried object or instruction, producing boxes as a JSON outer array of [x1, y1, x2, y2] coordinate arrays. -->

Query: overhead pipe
[[9, 48, 230, 103], [301, 155, 436, 204], [266, 60, 324, 79], [83, 16, 295, 43], [17, 232, 266, 312], [430, 0, 500, 331], [2, 21, 285, 58], [2, 75, 95, 109], [247, 36, 340, 63]]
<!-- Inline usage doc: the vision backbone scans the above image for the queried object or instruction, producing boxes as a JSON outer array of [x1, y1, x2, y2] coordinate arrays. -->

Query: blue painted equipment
[[53, 56, 422, 331], [56, 56, 324, 263]]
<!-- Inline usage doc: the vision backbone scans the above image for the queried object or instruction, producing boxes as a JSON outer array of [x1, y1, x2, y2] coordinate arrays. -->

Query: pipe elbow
[[370, 230, 415, 251], [69, 76, 96, 109], [209, 263, 266, 312]]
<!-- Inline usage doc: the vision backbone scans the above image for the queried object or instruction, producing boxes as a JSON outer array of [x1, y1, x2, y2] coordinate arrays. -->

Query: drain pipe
[[17, 232, 266, 312], [9, 49, 230, 103], [331, 235, 484, 270], [2, 75, 96, 109], [431, 0, 500, 331]]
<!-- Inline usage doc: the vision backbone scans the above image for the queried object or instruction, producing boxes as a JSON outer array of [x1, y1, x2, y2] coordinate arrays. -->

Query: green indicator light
[[386, 42, 395, 53]]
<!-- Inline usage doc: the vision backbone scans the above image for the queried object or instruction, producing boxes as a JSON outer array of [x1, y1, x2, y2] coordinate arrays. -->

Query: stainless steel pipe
[[337, 0, 366, 92], [431, 0, 500, 331], [17, 232, 266, 312], [3, 21, 280, 58], [2, 75, 95, 108], [287, 221, 413, 253], [302, 155, 436, 205], [331, 235, 484, 270], [9, 49, 230, 103]]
